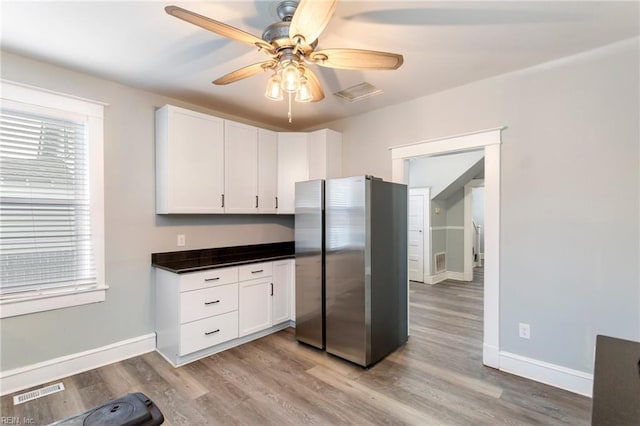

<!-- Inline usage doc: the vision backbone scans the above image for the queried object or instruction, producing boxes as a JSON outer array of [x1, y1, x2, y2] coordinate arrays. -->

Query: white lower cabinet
[[272, 259, 293, 324], [239, 278, 272, 336], [238, 259, 293, 337], [155, 258, 295, 367], [179, 311, 238, 356], [156, 266, 240, 365]]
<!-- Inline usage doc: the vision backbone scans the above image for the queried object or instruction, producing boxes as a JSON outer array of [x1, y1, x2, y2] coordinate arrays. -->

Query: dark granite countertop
[[151, 241, 294, 274]]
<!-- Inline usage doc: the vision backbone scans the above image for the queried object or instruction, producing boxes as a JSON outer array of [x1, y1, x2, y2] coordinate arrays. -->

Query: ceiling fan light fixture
[[165, 2, 404, 123], [295, 76, 313, 103], [265, 74, 284, 101], [280, 61, 301, 93]]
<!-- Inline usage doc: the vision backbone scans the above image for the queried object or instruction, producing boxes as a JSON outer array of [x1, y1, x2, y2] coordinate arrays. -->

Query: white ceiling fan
[[165, 0, 404, 121]]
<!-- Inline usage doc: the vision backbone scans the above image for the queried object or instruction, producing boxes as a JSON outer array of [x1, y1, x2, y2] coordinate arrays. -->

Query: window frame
[[0, 80, 107, 318]]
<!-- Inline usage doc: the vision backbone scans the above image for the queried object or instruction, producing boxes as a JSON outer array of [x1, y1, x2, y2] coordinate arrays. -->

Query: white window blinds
[[0, 108, 96, 296]]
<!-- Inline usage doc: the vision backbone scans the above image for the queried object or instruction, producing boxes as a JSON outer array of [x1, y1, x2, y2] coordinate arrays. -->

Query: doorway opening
[[408, 150, 484, 285], [390, 128, 502, 368]]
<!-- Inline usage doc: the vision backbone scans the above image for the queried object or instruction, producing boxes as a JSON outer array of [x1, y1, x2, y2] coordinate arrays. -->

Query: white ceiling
[[1, 1, 638, 129]]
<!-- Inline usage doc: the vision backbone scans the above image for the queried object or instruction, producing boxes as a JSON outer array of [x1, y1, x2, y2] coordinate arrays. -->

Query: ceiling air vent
[[334, 82, 383, 103]]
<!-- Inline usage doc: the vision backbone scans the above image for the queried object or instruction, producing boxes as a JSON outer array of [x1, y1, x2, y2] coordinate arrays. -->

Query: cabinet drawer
[[180, 283, 238, 324], [179, 311, 238, 356], [180, 267, 238, 292], [239, 262, 272, 282]]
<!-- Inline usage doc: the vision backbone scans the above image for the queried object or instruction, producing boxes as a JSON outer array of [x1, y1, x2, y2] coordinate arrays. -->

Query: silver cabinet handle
[[251, 269, 263, 274], [204, 277, 220, 282], [256, 195, 259, 208], [204, 329, 220, 336], [204, 300, 220, 305]]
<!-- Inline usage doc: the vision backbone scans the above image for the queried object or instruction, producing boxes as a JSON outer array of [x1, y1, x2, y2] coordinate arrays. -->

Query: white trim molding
[[0, 286, 108, 319], [430, 226, 465, 231], [499, 352, 594, 397], [464, 179, 485, 281], [447, 271, 466, 281], [0, 80, 107, 318], [423, 271, 466, 285], [424, 272, 448, 285], [0, 334, 155, 396], [389, 128, 503, 160], [390, 127, 503, 369]]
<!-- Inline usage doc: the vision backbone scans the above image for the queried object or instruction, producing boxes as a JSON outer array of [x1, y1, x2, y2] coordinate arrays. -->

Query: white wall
[[317, 38, 640, 374], [409, 150, 484, 196], [0, 51, 294, 371]]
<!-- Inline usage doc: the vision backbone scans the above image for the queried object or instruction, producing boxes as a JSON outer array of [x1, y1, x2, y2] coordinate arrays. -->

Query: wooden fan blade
[[213, 61, 276, 85], [303, 67, 325, 102], [289, 0, 337, 45], [165, 5, 273, 52], [310, 48, 404, 70]]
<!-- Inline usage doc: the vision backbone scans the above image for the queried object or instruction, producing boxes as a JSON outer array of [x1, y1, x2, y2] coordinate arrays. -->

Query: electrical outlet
[[519, 323, 531, 339], [177, 234, 186, 247]]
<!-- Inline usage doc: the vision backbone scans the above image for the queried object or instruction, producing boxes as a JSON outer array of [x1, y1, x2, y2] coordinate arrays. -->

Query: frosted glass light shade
[[295, 77, 313, 103], [280, 62, 301, 93], [265, 75, 283, 101]]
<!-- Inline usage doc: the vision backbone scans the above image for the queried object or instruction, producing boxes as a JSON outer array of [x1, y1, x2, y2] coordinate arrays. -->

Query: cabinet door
[[156, 105, 225, 213], [277, 132, 309, 214], [225, 121, 258, 213], [272, 259, 293, 325], [258, 129, 278, 213], [239, 278, 272, 336]]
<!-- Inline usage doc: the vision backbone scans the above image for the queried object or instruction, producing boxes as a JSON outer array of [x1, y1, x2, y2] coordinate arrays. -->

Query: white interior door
[[408, 191, 426, 282]]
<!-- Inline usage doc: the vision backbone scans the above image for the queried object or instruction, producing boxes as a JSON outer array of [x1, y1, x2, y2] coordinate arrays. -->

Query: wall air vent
[[13, 382, 65, 405], [334, 82, 383, 102], [434, 252, 446, 274]]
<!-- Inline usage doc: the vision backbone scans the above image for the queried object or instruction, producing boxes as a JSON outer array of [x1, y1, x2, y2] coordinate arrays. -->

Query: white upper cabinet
[[155, 104, 341, 215], [258, 129, 278, 213], [156, 105, 224, 214], [308, 129, 343, 180], [224, 120, 258, 213], [277, 132, 309, 214]]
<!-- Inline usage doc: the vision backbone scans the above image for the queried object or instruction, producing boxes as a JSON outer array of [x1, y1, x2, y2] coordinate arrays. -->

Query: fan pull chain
[[288, 92, 292, 123]]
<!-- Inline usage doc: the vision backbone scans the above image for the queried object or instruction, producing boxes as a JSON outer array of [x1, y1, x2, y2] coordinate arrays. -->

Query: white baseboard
[[425, 271, 467, 284], [499, 351, 593, 397], [424, 272, 447, 285], [0, 333, 156, 396], [483, 343, 500, 368], [164, 321, 293, 367], [446, 271, 465, 281]]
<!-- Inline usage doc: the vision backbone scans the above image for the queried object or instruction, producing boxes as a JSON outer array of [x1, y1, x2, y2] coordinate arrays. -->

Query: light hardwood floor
[[1, 269, 591, 425]]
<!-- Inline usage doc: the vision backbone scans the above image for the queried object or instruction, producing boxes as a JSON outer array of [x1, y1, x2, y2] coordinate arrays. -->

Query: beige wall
[[0, 51, 293, 371], [316, 38, 640, 373]]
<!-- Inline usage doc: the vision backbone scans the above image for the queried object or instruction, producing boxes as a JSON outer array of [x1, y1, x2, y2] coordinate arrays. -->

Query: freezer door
[[295, 180, 324, 349], [325, 176, 368, 366]]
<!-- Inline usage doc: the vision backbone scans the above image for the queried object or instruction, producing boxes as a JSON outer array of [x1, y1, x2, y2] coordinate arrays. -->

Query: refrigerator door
[[295, 180, 325, 349], [325, 176, 368, 366]]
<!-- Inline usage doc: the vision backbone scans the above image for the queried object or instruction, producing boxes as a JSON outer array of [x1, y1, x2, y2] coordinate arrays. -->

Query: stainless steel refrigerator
[[295, 176, 408, 367], [294, 179, 325, 349]]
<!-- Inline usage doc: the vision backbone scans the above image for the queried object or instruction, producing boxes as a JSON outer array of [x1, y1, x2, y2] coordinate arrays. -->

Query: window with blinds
[[0, 108, 96, 297]]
